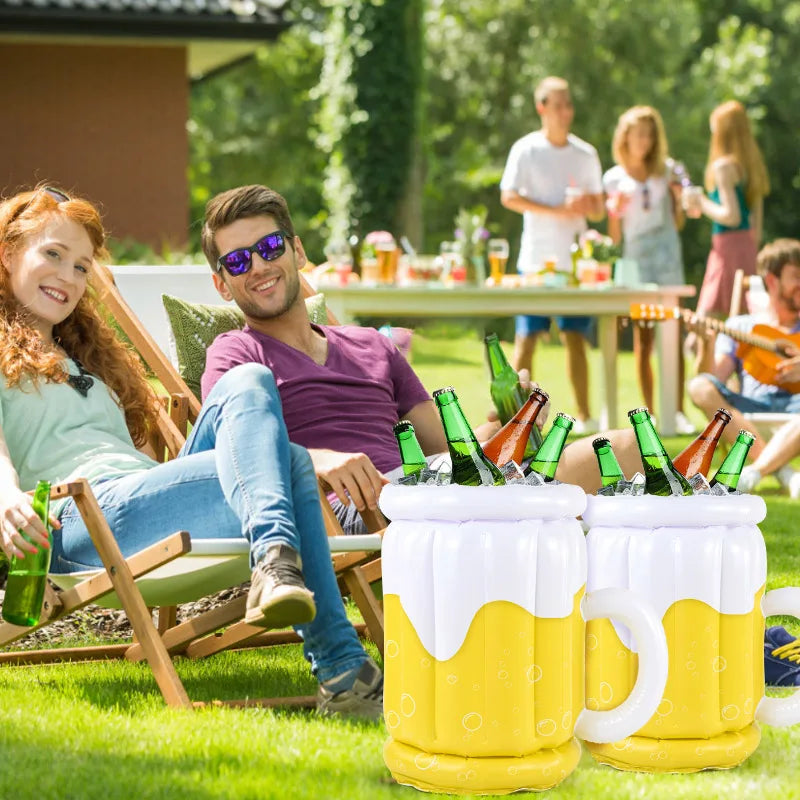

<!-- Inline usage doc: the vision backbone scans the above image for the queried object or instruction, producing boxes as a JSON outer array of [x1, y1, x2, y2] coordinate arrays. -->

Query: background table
[[321, 283, 696, 436]]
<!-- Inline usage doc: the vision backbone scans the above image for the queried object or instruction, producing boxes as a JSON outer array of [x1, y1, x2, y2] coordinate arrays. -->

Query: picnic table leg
[[598, 315, 617, 431], [656, 308, 679, 436]]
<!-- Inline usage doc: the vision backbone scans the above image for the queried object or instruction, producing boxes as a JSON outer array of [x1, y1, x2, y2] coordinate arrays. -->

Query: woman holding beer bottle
[[0, 185, 382, 717]]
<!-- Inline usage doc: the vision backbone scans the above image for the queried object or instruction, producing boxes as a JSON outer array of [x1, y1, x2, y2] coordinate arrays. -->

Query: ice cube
[[630, 472, 646, 487], [596, 485, 616, 497], [688, 473, 711, 495], [710, 483, 731, 496], [500, 460, 526, 484], [525, 471, 545, 487], [614, 479, 633, 496], [414, 467, 439, 486], [434, 466, 452, 486], [396, 473, 418, 486]]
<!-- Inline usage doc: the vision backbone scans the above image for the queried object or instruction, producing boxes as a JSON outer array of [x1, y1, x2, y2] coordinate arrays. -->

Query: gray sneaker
[[244, 543, 316, 629], [316, 658, 384, 721]]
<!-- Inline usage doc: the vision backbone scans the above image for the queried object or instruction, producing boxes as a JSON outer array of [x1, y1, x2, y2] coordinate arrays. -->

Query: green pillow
[[162, 292, 328, 400]]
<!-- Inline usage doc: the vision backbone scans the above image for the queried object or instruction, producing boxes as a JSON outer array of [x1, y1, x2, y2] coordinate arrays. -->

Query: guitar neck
[[679, 309, 780, 354]]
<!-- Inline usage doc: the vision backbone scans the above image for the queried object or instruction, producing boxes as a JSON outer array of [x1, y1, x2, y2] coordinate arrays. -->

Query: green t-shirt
[[0, 359, 157, 515]]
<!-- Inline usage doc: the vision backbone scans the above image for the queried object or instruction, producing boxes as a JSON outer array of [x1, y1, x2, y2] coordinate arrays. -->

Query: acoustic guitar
[[630, 303, 800, 394]]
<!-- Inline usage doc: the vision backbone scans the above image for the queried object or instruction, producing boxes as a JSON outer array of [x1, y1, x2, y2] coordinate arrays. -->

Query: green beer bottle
[[433, 387, 506, 486], [2, 480, 53, 626], [484, 333, 544, 454], [592, 437, 626, 487], [709, 430, 756, 493], [526, 412, 575, 482], [393, 420, 427, 476], [628, 408, 692, 496]]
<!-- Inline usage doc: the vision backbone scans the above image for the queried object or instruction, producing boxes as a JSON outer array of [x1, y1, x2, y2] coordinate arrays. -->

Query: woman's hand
[[0, 487, 56, 560]]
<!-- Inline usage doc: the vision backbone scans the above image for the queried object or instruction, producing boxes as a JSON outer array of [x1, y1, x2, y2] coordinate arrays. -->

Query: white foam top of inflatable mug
[[381, 484, 588, 660], [585, 495, 768, 650]]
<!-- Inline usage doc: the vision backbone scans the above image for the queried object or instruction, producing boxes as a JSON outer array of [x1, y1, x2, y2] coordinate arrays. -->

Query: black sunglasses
[[217, 230, 290, 276]]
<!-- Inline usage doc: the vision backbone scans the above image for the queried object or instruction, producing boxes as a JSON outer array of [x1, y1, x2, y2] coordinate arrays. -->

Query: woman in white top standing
[[603, 105, 694, 434]]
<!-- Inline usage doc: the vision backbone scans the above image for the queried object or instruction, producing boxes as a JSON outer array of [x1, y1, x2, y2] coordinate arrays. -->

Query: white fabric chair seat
[[49, 534, 382, 609]]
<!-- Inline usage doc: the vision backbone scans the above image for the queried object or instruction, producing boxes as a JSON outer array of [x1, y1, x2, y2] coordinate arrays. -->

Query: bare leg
[[749, 417, 800, 476], [557, 429, 639, 493], [561, 330, 591, 421], [634, 324, 655, 411], [677, 336, 687, 414], [687, 375, 765, 461], [694, 330, 717, 376], [512, 333, 537, 377]]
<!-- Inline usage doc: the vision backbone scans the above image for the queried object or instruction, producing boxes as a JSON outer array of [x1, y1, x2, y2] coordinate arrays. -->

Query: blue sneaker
[[764, 625, 800, 687]]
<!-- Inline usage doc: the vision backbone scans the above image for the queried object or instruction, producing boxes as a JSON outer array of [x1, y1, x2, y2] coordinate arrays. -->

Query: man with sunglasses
[[200, 185, 642, 533]]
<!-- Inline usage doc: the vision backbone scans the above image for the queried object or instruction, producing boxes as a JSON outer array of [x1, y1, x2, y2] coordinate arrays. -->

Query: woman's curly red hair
[[0, 187, 160, 447]]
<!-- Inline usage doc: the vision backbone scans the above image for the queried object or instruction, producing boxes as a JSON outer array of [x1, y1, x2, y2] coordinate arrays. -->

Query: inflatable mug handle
[[757, 587, 800, 727], [575, 587, 669, 743]]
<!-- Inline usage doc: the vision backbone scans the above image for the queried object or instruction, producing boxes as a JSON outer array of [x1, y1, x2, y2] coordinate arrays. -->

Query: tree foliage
[[188, 0, 800, 287]]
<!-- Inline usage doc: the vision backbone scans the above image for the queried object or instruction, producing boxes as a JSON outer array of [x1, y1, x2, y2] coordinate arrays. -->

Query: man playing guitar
[[688, 238, 800, 496]]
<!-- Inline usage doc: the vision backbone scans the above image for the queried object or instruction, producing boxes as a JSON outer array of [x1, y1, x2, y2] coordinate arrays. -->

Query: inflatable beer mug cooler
[[379, 483, 669, 795], [583, 493, 800, 772]]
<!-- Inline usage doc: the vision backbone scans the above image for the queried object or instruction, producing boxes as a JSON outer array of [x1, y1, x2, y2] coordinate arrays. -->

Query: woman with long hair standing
[[0, 185, 382, 717], [685, 100, 770, 373], [604, 105, 694, 433]]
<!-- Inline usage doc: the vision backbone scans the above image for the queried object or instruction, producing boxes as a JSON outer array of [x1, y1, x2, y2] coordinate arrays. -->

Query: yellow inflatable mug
[[583, 493, 800, 773], [379, 483, 669, 795]]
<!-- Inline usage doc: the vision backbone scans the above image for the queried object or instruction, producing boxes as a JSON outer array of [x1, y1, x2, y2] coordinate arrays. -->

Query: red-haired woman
[[0, 186, 381, 717]]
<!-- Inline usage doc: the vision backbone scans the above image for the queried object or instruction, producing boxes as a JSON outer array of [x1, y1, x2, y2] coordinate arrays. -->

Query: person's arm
[[0, 426, 54, 560], [607, 211, 622, 245], [307, 448, 386, 513], [584, 193, 605, 222], [500, 189, 581, 220], [750, 196, 764, 245], [669, 183, 686, 232], [700, 159, 742, 228]]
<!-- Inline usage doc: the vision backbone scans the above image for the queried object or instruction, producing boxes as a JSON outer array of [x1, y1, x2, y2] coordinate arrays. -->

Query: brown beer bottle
[[482, 388, 549, 467], [673, 408, 732, 479]]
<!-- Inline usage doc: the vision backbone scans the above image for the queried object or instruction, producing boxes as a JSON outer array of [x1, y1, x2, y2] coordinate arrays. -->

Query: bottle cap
[[530, 387, 550, 402], [393, 420, 414, 434], [432, 387, 456, 400], [716, 408, 732, 420], [555, 412, 576, 424], [628, 406, 650, 417], [738, 429, 756, 440], [484, 333, 499, 343], [592, 437, 611, 448]]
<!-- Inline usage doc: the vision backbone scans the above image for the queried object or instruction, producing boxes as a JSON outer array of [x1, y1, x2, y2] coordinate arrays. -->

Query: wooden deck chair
[[728, 268, 794, 434], [87, 265, 385, 661], [0, 396, 382, 710]]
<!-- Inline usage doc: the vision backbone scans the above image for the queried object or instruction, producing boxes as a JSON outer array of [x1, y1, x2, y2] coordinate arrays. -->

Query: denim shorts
[[515, 314, 594, 338], [701, 373, 800, 414]]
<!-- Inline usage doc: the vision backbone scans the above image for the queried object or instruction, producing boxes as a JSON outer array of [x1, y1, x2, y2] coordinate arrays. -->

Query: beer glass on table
[[487, 238, 510, 284], [324, 239, 353, 285]]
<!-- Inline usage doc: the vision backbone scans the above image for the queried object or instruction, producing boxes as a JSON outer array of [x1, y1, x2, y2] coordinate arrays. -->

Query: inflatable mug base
[[586, 723, 760, 773], [384, 737, 582, 795]]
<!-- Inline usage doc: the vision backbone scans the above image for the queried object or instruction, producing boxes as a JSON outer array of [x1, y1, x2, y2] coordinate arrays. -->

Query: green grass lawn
[[2, 330, 799, 800]]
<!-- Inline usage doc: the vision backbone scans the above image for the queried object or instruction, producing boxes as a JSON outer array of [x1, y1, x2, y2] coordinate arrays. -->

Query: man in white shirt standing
[[500, 76, 605, 433]]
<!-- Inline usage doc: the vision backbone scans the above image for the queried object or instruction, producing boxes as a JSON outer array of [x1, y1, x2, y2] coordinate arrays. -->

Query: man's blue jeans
[[53, 364, 367, 682]]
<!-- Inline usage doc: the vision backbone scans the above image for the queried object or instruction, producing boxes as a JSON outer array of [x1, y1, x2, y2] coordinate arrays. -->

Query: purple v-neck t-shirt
[[202, 324, 431, 474]]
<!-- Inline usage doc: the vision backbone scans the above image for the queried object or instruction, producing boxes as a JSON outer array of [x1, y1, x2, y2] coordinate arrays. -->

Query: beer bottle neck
[[485, 336, 512, 380], [395, 429, 427, 475], [593, 443, 625, 486], [710, 433, 755, 491], [527, 415, 572, 480]]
